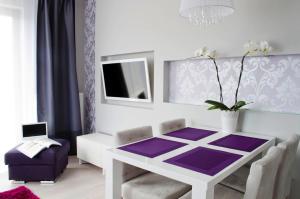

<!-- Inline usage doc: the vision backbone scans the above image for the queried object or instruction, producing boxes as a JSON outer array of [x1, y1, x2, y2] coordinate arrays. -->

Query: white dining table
[[105, 130, 275, 199]]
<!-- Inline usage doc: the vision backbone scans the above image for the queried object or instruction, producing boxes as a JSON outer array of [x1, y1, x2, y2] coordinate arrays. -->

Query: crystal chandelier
[[179, 0, 235, 25]]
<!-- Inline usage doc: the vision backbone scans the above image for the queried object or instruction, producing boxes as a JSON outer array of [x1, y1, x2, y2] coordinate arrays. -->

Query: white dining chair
[[273, 134, 300, 199], [114, 126, 153, 182], [219, 165, 250, 193], [179, 146, 284, 199], [115, 126, 191, 199], [220, 134, 300, 197], [159, 118, 186, 134]]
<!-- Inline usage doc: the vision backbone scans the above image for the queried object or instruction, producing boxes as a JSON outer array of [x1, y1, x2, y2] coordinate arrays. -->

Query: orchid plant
[[194, 41, 272, 111]]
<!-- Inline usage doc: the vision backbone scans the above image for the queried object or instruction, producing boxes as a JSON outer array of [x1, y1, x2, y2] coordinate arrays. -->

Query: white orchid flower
[[259, 41, 272, 55], [205, 49, 211, 57], [201, 46, 208, 56], [194, 46, 208, 57], [244, 40, 259, 54], [207, 50, 217, 58], [194, 48, 202, 57]]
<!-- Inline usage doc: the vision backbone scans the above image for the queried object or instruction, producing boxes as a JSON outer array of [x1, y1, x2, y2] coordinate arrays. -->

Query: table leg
[[105, 157, 122, 199], [192, 184, 214, 199]]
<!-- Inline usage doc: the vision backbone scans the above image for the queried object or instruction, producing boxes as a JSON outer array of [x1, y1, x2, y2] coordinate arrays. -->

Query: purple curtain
[[37, 0, 82, 154]]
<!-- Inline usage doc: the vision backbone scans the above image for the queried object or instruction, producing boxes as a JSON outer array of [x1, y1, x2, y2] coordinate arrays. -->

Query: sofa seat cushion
[[5, 139, 70, 166], [122, 172, 191, 199]]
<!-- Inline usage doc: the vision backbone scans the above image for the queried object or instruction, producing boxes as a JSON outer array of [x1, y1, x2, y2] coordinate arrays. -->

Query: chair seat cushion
[[5, 139, 70, 166], [179, 184, 243, 199], [220, 166, 249, 193], [122, 173, 191, 199]]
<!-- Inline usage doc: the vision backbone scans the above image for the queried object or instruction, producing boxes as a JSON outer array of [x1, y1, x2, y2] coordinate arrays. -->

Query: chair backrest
[[159, 118, 186, 134], [114, 126, 153, 182], [243, 146, 284, 199], [273, 134, 300, 199], [114, 126, 153, 146]]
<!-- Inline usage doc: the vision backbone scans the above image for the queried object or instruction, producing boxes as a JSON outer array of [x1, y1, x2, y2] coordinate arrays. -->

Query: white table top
[[107, 130, 275, 187]]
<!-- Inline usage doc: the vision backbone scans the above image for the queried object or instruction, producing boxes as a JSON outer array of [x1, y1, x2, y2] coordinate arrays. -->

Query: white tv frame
[[22, 122, 48, 140], [100, 58, 152, 103]]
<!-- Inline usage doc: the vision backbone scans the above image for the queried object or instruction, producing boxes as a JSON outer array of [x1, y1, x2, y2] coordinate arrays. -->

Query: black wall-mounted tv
[[100, 58, 152, 102]]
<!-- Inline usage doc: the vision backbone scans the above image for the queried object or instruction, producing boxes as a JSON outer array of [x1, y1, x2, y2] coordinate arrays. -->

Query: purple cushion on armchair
[[4, 139, 70, 182]]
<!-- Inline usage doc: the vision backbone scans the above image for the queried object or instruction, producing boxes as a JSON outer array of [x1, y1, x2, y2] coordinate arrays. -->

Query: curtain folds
[[37, 0, 81, 154]]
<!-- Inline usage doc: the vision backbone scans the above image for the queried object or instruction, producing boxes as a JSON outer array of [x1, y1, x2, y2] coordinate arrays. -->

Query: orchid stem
[[209, 57, 223, 103], [235, 52, 249, 104]]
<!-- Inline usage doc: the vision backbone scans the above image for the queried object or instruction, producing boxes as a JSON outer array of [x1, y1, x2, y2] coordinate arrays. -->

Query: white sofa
[[77, 132, 114, 169]]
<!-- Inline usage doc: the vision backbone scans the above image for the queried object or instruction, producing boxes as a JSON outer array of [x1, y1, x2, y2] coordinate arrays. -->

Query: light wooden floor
[[0, 156, 105, 199]]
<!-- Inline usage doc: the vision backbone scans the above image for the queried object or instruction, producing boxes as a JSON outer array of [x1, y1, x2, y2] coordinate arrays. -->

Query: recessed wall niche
[[164, 54, 300, 114], [100, 51, 154, 109]]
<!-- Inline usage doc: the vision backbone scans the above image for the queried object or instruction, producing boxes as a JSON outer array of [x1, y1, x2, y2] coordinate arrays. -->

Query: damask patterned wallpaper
[[83, 0, 96, 133], [168, 55, 300, 114]]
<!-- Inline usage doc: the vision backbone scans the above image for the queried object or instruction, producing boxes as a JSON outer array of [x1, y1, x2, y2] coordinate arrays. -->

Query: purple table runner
[[165, 127, 217, 141], [118, 137, 187, 158], [209, 134, 268, 152], [164, 147, 242, 176]]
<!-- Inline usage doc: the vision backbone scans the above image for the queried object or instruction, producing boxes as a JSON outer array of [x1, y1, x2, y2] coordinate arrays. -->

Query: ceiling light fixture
[[179, 0, 235, 25]]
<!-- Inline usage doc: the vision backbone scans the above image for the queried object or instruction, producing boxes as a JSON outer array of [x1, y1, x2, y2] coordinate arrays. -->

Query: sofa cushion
[[5, 139, 70, 166]]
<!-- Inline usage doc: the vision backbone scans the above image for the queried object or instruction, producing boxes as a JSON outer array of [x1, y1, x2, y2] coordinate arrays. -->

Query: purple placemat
[[209, 134, 268, 152], [165, 127, 217, 141], [164, 147, 242, 176], [118, 137, 187, 158]]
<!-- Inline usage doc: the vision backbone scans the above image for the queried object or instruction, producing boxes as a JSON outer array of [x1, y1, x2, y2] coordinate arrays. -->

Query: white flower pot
[[221, 111, 240, 134]]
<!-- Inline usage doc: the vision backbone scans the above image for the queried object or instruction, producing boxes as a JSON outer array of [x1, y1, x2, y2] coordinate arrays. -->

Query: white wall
[[95, 0, 300, 198]]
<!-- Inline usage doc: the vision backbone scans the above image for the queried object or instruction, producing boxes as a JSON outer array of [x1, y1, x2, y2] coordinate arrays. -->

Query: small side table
[[77, 132, 114, 170]]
